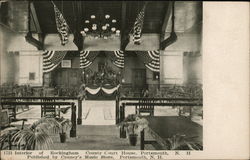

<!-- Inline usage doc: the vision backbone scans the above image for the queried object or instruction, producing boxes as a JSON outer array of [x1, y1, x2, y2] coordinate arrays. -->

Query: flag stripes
[[113, 51, 124, 68], [132, 2, 148, 45], [43, 51, 67, 73], [145, 50, 160, 72], [80, 51, 99, 69], [53, 2, 69, 45], [136, 50, 160, 72]]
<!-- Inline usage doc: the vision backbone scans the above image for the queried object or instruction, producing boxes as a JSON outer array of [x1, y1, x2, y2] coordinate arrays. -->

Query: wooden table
[[140, 116, 202, 150]]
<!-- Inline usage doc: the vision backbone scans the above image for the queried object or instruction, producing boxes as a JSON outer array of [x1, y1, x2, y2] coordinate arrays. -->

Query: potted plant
[[0, 127, 20, 150], [56, 117, 71, 143], [11, 117, 60, 150], [119, 114, 148, 146], [166, 134, 203, 150]]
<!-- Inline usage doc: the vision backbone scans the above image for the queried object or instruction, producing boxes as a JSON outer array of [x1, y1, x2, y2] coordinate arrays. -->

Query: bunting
[[131, 2, 148, 45], [136, 50, 160, 72], [106, 51, 125, 68], [43, 51, 67, 73], [80, 51, 99, 69], [53, 2, 69, 45], [113, 51, 125, 68]]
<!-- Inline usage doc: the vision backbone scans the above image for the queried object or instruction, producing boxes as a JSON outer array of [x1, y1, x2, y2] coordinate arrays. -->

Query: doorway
[[132, 68, 146, 91], [53, 68, 82, 88]]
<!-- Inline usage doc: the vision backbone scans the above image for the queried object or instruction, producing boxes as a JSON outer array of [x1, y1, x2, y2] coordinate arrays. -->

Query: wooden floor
[[51, 125, 143, 150]]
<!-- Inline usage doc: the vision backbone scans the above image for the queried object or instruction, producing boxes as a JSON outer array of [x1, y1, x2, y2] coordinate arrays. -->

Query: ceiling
[[0, 1, 202, 34], [33, 1, 168, 34]]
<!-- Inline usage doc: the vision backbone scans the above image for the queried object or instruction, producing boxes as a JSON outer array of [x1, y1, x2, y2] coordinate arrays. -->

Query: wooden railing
[[115, 96, 202, 124], [118, 101, 202, 138], [0, 101, 77, 137], [0, 97, 83, 125]]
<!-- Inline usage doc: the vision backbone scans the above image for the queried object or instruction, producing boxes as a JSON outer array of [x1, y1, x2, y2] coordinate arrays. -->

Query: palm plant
[[119, 114, 148, 146], [0, 127, 19, 149], [120, 114, 148, 135], [56, 117, 71, 134], [55, 117, 71, 143], [11, 117, 60, 150], [167, 134, 203, 150]]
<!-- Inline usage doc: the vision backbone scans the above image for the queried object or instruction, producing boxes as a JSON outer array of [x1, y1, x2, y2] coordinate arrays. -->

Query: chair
[[136, 99, 154, 116], [41, 99, 60, 118]]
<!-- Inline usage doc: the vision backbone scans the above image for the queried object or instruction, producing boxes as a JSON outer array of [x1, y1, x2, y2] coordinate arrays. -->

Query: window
[[61, 60, 71, 68], [29, 72, 35, 80]]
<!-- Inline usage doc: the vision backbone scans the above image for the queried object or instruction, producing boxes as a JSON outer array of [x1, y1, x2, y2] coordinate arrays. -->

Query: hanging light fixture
[[80, 10, 120, 39]]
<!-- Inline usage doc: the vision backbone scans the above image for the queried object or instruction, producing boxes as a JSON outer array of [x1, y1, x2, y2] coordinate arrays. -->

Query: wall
[[1, 29, 202, 86], [183, 54, 202, 84], [160, 33, 202, 85], [161, 51, 184, 84], [159, 1, 202, 85], [0, 26, 20, 84], [18, 51, 43, 86]]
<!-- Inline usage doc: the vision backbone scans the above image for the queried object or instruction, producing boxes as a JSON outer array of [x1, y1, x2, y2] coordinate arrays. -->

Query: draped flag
[[136, 50, 160, 72], [113, 51, 124, 68], [53, 2, 69, 45], [160, 2, 177, 50], [131, 2, 148, 45], [85, 85, 120, 95], [43, 51, 67, 73], [106, 51, 125, 68], [80, 51, 99, 69]]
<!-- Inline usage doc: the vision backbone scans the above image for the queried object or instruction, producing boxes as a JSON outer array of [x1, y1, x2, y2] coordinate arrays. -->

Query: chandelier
[[80, 12, 120, 39]]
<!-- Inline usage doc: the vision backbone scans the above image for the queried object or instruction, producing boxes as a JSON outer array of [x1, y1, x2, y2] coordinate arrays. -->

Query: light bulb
[[85, 20, 90, 23], [112, 19, 117, 23], [92, 26, 97, 30], [84, 28, 89, 32], [111, 27, 116, 32], [93, 24, 97, 27], [116, 30, 120, 34], [105, 15, 110, 19], [90, 15, 95, 19], [102, 26, 107, 30], [80, 31, 86, 36], [105, 23, 110, 27]]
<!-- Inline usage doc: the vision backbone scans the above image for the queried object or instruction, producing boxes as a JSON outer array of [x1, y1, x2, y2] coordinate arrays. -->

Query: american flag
[[132, 2, 148, 45], [106, 51, 125, 68], [43, 51, 67, 73], [136, 50, 160, 72], [80, 51, 99, 69], [53, 2, 69, 45]]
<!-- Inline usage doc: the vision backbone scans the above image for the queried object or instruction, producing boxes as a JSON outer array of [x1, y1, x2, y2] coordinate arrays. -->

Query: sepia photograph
[[0, 0, 203, 151], [1, 1, 248, 159]]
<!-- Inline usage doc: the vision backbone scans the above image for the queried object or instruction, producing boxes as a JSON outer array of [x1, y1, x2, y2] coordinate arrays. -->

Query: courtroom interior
[[0, 1, 203, 150]]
